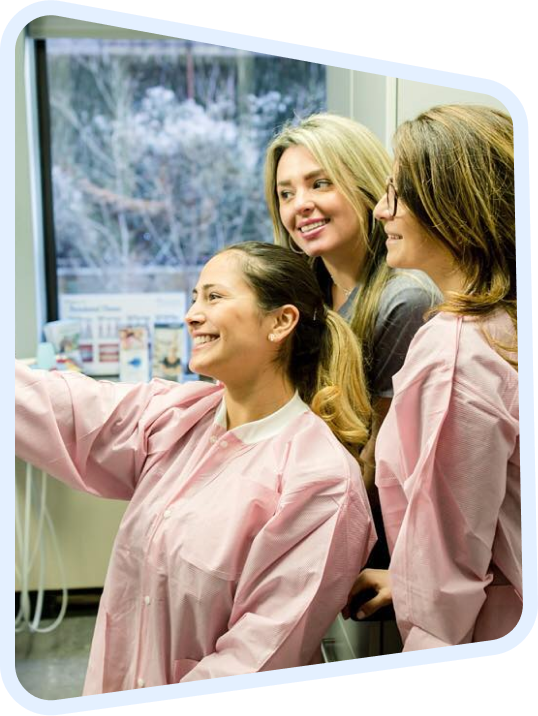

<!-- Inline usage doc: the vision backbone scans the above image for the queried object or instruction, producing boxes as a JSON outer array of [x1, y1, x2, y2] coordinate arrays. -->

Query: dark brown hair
[[220, 242, 371, 458]]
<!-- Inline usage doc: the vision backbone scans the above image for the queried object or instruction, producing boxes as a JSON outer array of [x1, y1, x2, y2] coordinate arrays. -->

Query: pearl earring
[[268, 333, 276, 342]]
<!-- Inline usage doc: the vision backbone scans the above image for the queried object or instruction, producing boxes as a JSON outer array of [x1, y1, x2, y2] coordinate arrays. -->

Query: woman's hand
[[342, 568, 392, 620]]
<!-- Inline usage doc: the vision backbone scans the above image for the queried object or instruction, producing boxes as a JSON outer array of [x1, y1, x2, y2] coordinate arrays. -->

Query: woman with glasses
[[347, 104, 521, 650], [264, 114, 440, 586]]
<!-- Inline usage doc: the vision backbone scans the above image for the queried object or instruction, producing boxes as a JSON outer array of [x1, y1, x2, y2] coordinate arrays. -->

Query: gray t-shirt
[[339, 270, 442, 398]]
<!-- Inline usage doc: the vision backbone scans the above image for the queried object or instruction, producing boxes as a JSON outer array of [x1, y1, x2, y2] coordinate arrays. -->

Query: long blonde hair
[[264, 113, 393, 383], [220, 242, 371, 460], [394, 104, 517, 365]]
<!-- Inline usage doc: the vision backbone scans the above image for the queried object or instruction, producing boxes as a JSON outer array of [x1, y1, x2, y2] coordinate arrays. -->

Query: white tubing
[[15, 463, 69, 633], [30, 491, 69, 633]]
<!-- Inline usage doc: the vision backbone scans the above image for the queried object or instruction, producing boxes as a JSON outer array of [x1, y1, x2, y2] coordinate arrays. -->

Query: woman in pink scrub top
[[346, 105, 521, 650], [16, 242, 376, 694]]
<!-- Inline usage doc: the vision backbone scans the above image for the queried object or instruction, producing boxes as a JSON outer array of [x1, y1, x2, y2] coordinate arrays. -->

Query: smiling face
[[185, 252, 278, 384], [373, 174, 456, 287], [275, 145, 364, 261]]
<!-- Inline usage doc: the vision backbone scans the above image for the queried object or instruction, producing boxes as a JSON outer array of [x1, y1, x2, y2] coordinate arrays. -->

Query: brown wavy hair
[[394, 104, 517, 365]]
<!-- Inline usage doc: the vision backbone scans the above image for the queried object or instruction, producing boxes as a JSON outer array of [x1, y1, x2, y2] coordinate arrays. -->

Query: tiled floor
[[15, 615, 96, 700]]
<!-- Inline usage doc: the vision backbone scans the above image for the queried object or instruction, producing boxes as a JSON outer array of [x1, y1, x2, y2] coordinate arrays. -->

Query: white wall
[[396, 78, 508, 125], [328, 68, 509, 152], [15, 30, 40, 359], [327, 67, 394, 145]]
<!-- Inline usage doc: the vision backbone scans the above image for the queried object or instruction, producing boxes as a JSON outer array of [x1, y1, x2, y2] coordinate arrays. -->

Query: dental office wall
[[15, 17, 508, 593]]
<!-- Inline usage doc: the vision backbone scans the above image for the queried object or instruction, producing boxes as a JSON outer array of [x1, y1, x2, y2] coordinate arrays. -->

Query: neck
[[322, 255, 363, 311], [428, 266, 467, 299], [321, 240, 368, 295], [222, 370, 296, 431]]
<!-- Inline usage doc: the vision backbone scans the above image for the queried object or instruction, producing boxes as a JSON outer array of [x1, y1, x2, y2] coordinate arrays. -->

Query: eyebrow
[[191, 283, 226, 297], [276, 168, 325, 187]]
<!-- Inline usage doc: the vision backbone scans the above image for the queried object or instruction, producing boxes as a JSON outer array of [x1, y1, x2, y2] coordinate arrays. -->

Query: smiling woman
[[15, 241, 377, 694], [350, 105, 521, 651], [374, 175, 462, 288], [186, 252, 286, 399], [275, 145, 363, 262]]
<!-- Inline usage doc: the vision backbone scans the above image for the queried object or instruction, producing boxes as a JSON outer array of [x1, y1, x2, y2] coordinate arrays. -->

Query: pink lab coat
[[376, 311, 521, 651], [15, 363, 375, 693]]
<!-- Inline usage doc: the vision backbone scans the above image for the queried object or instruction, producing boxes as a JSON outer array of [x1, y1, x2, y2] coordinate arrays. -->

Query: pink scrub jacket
[[376, 311, 521, 651], [15, 362, 376, 693]]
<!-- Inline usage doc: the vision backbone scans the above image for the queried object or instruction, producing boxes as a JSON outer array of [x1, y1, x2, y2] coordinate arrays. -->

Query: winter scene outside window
[[44, 38, 326, 375]]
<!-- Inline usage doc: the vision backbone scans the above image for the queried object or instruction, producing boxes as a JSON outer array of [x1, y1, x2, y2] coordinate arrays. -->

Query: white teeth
[[193, 335, 218, 345], [300, 220, 327, 233], [387, 234, 403, 240]]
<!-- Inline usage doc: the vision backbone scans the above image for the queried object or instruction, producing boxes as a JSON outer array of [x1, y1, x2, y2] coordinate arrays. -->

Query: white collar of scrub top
[[213, 391, 310, 445]]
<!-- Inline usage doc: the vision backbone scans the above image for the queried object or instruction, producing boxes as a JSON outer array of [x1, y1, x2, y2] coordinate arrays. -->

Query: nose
[[294, 188, 315, 214], [185, 300, 204, 329], [373, 193, 389, 221]]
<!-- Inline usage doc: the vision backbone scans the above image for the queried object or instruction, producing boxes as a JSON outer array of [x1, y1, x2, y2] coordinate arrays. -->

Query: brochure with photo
[[118, 326, 151, 383], [152, 323, 184, 381], [43, 320, 83, 367], [60, 293, 187, 376]]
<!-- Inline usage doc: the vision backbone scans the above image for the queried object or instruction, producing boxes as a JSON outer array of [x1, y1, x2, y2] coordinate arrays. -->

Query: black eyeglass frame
[[386, 177, 398, 219]]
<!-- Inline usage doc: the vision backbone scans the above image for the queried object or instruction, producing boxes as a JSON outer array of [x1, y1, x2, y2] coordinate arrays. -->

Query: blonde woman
[[348, 105, 521, 650], [265, 113, 440, 575]]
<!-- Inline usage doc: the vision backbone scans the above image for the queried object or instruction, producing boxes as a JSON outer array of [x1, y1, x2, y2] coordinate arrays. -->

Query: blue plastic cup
[[36, 342, 57, 370]]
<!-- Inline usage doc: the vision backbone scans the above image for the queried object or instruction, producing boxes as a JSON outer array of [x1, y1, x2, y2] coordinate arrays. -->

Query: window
[[31, 28, 326, 374]]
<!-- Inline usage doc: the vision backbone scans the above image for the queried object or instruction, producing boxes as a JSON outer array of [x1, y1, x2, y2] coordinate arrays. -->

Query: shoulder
[[372, 271, 441, 350], [460, 310, 517, 363], [141, 378, 224, 420], [401, 311, 457, 356], [149, 377, 222, 402], [379, 270, 441, 314], [394, 312, 467, 376], [394, 312, 518, 406], [456, 312, 518, 402], [275, 409, 365, 505], [415, 311, 517, 375]]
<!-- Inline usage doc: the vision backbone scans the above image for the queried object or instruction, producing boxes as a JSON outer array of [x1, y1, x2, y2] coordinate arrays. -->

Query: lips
[[297, 219, 329, 239], [299, 218, 328, 232], [192, 334, 219, 349]]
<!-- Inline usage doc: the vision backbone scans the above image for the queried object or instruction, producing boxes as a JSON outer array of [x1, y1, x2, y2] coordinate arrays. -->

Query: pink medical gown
[[376, 311, 521, 651], [15, 362, 375, 692]]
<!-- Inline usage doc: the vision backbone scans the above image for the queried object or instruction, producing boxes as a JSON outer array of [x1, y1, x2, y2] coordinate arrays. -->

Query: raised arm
[[15, 361, 167, 499]]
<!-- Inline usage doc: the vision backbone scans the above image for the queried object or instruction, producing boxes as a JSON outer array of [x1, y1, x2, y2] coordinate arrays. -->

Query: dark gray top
[[339, 270, 442, 398]]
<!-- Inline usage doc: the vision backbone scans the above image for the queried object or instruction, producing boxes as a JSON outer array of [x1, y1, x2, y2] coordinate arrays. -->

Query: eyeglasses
[[386, 177, 398, 218]]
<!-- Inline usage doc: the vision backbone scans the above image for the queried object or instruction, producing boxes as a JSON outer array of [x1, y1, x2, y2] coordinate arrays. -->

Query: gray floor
[[15, 613, 401, 700], [15, 615, 96, 700]]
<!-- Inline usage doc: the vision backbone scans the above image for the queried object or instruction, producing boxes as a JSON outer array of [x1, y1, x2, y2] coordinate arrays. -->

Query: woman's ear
[[269, 305, 300, 343]]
